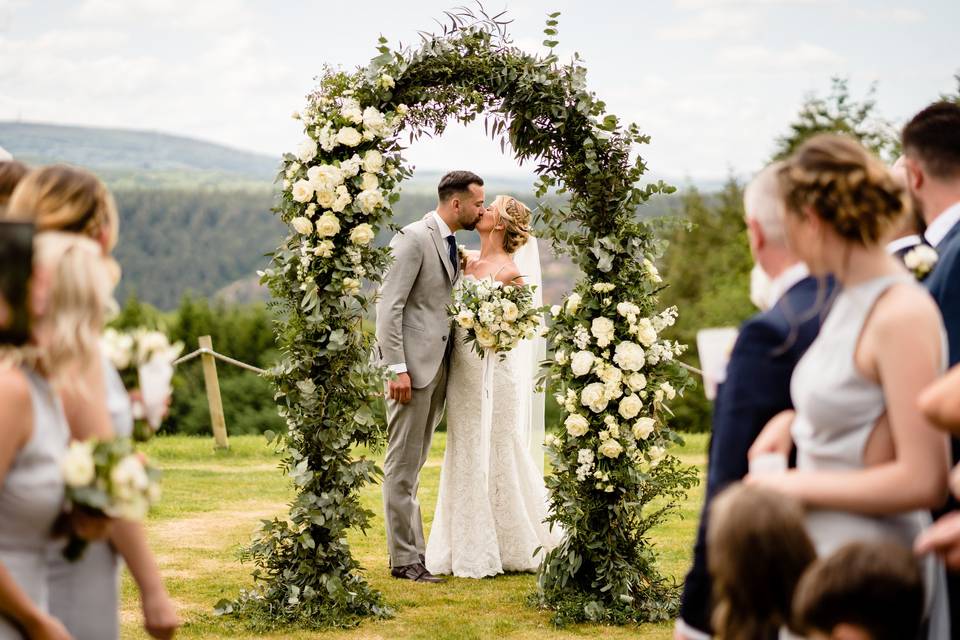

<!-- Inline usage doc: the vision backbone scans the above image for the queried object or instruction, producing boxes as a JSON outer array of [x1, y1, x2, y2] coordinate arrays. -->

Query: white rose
[[342, 278, 361, 295], [111, 455, 149, 501], [291, 179, 314, 203], [340, 98, 363, 124], [616, 302, 640, 317], [550, 304, 562, 317], [644, 258, 662, 284], [565, 293, 582, 315], [349, 223, 375, 246], [581, 382, 609, 413], [378, 73, 395, 89], [626, 372, 647, 392], [296, 138, 317, 162], [598, 438, 624, 459], [396, 103, 409, 116], [475, 327, 496, 348], [648, 445, 667, 467], [340, 154, 362, 177], [565, 414, 590, 437], [633, 417, 655, 440], [591, 317, 615, 348], [290, 216, 313, 235], [570, 351, 595, 377], [362, 150, 384, 173], [596, 362, 622, 385], [331, 186, 352, 213], [316, 126, 337, 152], [635, 318, 658, 347], [62, 441, 96, 487], [593, 283, 615, 293], [455, 309, 475, 329], [315, 213, 341, 237], [307, 164, 344, 190], [660, 382, 677, 400], [618, 394, 643, 420], [314, 240, 335, 258], [362, 106, 387, 136], [555, 349, 568, 365], [355, 188, 385, 215], [501, 300, 519, 322], [613, 341, 646, 371], [360, 172, 379, 191], [315, 186, 337, 209], [336, 127, 362, 147]]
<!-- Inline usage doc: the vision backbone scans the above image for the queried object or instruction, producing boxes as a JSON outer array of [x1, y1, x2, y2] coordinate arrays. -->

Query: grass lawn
[[120, 432, 709, 639]]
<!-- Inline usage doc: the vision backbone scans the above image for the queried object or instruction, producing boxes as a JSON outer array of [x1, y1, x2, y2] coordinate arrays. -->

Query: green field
[[119, 433, 709, 639]]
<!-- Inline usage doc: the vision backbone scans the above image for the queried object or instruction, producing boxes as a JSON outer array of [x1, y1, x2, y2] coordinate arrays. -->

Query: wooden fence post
[[198, 335, 229, 449]]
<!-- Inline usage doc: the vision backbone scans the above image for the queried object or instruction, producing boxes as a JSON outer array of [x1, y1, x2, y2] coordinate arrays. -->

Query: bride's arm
[[749, 290, 949, 514]]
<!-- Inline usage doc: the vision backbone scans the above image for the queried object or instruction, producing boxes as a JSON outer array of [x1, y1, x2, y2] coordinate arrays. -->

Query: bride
[[425, 195, 561, 578]]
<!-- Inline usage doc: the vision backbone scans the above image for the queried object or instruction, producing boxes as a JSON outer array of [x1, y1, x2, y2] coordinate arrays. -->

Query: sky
[[1, 0, 957, 184]]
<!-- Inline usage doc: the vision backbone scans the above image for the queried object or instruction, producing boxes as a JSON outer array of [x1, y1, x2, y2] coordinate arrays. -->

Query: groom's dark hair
[[903, 101, 960, 179], [438, 171, 483, 202]]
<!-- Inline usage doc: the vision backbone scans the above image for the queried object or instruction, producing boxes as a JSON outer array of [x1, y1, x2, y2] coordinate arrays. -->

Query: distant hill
[[0, 121, 278, 189]]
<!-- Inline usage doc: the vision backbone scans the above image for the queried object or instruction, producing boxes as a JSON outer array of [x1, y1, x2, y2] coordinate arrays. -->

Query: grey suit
[[376, 213, 456, 567]]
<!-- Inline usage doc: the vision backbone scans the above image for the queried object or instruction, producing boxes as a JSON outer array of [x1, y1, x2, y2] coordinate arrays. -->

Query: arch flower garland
[[225, 7, 697, 629]]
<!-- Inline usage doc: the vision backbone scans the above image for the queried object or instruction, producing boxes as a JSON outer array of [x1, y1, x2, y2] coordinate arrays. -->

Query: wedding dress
[[425, 241, 560, 578]]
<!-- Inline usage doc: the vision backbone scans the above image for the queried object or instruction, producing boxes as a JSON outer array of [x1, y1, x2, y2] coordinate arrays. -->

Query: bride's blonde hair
[[490, 195, 532, 254], [29, 232, 114, 386]]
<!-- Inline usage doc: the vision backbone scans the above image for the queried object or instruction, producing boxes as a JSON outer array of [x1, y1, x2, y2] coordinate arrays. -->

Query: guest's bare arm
[[920, 363, 960, 435], [60, 357, 114, 440]]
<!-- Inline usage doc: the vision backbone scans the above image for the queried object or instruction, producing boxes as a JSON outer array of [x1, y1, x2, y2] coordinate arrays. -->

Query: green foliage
[[229, 5, 695, 631], [773, 77, 899, 162], [941, 72, 960, 104], [658, 179, 755, 432]]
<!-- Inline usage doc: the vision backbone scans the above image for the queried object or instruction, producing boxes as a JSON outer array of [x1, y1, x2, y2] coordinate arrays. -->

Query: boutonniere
[[457, 244, 468, 269], [904, 244, 939, 280]]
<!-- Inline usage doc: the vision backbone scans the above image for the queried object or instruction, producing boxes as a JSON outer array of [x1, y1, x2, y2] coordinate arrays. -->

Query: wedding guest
[[748, 133, 950, 638], [6, 165, 180, 640], [0, 161, 28, 217], [675, 162, 829, 640], [0, 232, 114, 640], [705, 484, 815, 640], [793, 542, 925, 640]]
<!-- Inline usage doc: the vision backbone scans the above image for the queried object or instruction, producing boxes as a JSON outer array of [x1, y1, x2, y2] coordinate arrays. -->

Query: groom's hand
[[388, 372, 413, 404]]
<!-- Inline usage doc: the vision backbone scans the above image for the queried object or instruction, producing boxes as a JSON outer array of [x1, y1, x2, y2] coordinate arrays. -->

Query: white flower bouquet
[[60, 438, 162, 560], [101, 328, 183, 440], [449, 277, 542, 357]]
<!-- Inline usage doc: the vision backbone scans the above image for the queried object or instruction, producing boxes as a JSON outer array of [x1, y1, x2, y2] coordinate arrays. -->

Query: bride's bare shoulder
[[494, 260, 524, 286]]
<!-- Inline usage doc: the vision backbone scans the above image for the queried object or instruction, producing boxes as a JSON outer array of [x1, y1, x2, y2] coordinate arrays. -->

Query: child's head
[[793, 541, 924, 640], [707, 483, 816, 640]]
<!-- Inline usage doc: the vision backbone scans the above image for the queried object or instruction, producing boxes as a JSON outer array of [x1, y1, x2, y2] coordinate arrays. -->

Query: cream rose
[[616, 302, 640, 317], [315, 186, 337, 209], [336, 127, 362, 147], [501, 300, 519, 322], [362, 150, 384, 173], [565, 292, 582, 315], [635, 318, 658, 347], [340, 154, 362, 177], [342, 278, 361, 295], [307, 164, 344, 190], [340, 98, 363, 125], [356, 188, 385, 214], [313, 241, 335, 258], [315, 213, 341, 237], [581, 382, 609, 413], [633, 417, 655, 440], [296, 138, 317, 162], [291, 179, 314, 203], [626, 372, 647, 392], [555, 349, 569, 365], [598, 438, 624, 459], [62, 441, 96, 487], [290, 216, 313, 235], [475, 327, 497, 348], [613, 341, 646, 371], [350, 223, 375, 246], [455, 309, 475, 329], [360, 172, 379, 191], [332, 186, 352, 213], [565, 414, 590, 438], [570, 350, 595, 377], [591, 317, 615, 348], [618, 394, 643, 420]]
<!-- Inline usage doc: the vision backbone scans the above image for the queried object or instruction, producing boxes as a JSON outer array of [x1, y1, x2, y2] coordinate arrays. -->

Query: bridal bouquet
[[60, 438, 162, 560], [101, 328, 183, 440], [449, 277, 542, 357]]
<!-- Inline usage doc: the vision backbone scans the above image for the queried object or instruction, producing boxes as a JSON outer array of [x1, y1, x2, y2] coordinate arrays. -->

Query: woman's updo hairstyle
[[778, 134, 908, 246], [491, 195, 532, 254]]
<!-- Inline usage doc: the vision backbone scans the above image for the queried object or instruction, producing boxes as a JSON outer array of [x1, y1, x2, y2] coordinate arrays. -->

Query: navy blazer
[[679, 276, 830, 634], [926, 222, 960, 368]]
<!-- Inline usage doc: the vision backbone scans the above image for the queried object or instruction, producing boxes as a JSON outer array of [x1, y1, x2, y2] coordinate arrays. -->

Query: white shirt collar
[[767, 262, 809, 308], [431, 210, 453, 238], [886, 234, 922, 255], [924, 201, 960, 248]]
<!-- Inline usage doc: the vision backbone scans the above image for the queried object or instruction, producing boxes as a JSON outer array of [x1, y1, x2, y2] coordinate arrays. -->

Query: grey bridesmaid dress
[[790, 274, 950, 639], [48, 351, 134, 640], [0, 368, 69, 638]]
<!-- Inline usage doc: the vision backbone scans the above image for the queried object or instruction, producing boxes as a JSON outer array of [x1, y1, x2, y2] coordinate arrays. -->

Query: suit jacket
[[679, 276, 831, 634], [376, 213, 457, 389]]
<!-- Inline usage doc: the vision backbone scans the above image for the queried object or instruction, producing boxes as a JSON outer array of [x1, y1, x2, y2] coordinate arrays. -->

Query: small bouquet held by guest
[[101, 327, 183, 440], [449, 277, 542, 358], [60, 438, 162, 561]]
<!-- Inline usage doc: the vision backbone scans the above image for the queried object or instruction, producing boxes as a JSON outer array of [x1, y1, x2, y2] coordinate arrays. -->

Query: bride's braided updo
[[491, 195, 532, 254], [777, 134, 908, 245]]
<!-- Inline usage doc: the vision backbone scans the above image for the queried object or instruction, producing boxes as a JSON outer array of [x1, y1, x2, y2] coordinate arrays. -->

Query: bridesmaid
[[6, 166, 179, 640], [0, 232, 113, 639]]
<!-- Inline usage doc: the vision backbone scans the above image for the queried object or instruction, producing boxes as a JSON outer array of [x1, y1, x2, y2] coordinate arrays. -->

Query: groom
[[375, 170, 485, 582]]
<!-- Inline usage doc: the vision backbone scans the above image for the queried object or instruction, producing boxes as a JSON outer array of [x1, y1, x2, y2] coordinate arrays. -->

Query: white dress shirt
[[389, 211, 455, 375], [924, 201, 960, 249], [886, 234, 922, 255]]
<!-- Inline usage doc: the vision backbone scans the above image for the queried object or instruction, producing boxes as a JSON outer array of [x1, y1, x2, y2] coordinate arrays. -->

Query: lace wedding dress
[[424, 280, 561, 578]]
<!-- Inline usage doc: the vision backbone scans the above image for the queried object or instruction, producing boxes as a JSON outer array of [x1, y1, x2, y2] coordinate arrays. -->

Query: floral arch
[[225, 7, 697, 630]]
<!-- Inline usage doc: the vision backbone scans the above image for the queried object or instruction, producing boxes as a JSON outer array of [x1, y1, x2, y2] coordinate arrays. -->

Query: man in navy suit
[[901, 101, 960, 623], [675, 163, 830, 639]]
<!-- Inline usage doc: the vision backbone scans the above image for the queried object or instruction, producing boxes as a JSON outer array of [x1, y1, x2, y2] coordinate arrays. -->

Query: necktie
[[446, 235, 458, 275]]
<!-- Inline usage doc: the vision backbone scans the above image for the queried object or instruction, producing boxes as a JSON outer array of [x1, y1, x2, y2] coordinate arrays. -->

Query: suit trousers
[[383, 361, 447, 567]]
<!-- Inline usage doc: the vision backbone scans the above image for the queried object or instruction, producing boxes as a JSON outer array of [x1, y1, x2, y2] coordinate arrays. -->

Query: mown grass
[[119, 432, 709, 639]]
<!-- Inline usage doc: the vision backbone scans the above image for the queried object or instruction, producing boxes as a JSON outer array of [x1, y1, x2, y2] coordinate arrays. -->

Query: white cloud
[[675, 0, 830, 7], [656, 8, 759, 41], [718, 42, 844, 70], [853, 6, 926, 24]]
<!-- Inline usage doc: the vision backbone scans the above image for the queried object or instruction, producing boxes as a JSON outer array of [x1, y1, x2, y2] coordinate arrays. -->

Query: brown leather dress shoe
[[390, 563, 445, 583]]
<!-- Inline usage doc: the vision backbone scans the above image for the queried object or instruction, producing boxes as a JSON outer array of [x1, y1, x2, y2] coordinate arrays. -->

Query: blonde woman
[[6, 166, 179, 640], [747, 135, 950, 637], [0, 232, 113, 640], [424, 195, 560, 578]]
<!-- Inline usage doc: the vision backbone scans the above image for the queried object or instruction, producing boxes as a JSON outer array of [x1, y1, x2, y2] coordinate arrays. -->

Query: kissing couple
[[375, 170, 561, 582]]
